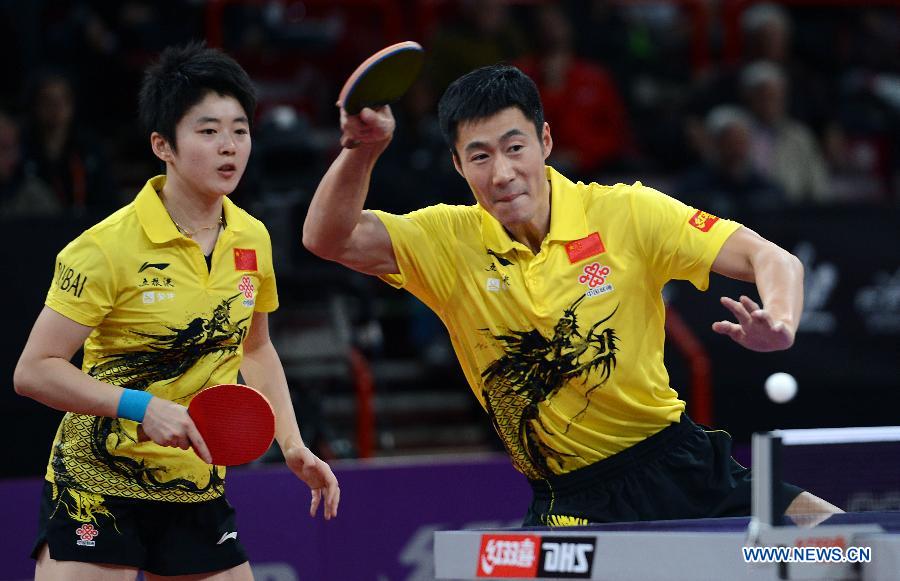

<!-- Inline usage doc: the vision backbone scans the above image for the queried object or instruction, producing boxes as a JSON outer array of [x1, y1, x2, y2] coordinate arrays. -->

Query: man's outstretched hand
[[712, 295, 796, 352]]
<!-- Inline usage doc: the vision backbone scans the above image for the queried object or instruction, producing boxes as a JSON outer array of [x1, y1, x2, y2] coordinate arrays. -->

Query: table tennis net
[[753, 426, 900, 525]]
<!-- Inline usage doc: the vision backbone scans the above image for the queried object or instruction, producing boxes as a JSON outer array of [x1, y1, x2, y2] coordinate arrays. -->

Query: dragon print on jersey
[[481, 295, 619, 479], [51, 294, 250, 499]]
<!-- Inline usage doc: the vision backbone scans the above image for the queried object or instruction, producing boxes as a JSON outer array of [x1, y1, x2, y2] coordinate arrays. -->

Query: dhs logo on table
[[476, 534, 595, 578], [537, 536, 595, 578]]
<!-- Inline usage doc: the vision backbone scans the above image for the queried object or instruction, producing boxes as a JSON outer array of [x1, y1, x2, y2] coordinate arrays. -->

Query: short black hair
[[138, 42, 256, 151], [437, 65, 544, 157]]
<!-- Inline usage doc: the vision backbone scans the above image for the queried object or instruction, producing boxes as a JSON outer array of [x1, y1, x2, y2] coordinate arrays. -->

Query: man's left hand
[[712, 295, 795, 352]]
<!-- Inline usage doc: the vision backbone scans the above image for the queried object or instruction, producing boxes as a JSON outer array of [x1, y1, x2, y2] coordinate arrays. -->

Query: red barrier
[[349, 346, 375, 458], [665, 304, 713, 426]]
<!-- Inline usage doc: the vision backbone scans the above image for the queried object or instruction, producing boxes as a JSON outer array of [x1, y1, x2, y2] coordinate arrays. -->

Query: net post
[[751, 431, 783, 529]]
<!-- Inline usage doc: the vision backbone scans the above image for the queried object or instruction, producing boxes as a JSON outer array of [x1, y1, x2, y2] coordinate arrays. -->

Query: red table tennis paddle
[[138, 383, 275, 466], [338, 40, 425, 115]]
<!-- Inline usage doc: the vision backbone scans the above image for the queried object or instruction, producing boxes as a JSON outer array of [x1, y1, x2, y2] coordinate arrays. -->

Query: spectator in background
[[427, 0, 527, 94], [697, 3, 830, 122], [686, 3, 831, 162], [517, 4, 635, 179], [0, 111, 58, 218], [677, 105, 785, 219], [741, 2, 791, 64], [740, 61, 831, 205], [740, 2, 832, 131], [20, 70, 118, 215]]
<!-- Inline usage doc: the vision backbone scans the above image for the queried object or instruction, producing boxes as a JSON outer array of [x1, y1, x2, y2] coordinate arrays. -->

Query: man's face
[[157, 92, 251, 199], [453, 107, 552, 229]]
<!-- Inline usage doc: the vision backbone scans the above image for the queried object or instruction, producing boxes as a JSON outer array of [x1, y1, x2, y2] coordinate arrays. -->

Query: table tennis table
[[434, 511, 900, 580], [435, 427, 900, 580]]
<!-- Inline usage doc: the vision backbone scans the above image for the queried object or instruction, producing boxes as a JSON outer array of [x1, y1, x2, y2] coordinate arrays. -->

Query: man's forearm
[[750, 244, 804, 332], [303, 142, 387, 258]]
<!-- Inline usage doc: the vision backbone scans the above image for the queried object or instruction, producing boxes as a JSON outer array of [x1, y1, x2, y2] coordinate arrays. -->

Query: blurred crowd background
[[1, 0, 898, 479]]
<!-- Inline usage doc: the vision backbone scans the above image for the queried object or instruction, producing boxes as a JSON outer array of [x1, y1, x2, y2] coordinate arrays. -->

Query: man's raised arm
[[302, 106, 399, 276]]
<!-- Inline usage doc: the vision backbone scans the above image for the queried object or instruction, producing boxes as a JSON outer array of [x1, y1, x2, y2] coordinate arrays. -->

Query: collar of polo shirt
[[480, 166, 591, 255], [134, 175, 249, 244]]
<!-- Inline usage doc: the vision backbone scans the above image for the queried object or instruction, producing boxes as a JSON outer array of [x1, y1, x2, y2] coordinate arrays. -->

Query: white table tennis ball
[[765, 372, 797, 403]]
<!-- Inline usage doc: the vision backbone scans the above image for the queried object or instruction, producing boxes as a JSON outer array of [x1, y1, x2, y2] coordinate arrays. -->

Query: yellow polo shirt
[[44, 175, 278, 502], [373, 166, 740, 480]]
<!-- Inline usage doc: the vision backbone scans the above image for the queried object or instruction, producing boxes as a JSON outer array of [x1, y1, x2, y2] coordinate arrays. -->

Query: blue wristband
[[117, 389, 153, 422]]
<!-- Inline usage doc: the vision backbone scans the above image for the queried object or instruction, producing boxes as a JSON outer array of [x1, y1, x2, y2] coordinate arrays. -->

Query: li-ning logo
[[578, 263, 614, 296], [487, 249, 512, 266], [217, 531, 238, 545], [138, 262, 170, 273], [76, 523, 99, 547], [477, 534, 539, 577]]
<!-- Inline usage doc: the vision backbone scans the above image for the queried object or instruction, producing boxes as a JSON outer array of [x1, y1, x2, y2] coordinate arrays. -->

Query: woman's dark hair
[[138, 42, 256, 150]]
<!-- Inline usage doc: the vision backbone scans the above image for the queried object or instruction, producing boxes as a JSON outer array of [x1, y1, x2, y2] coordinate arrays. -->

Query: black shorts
[[31, 481, 248, 576], [524, 414, 804, 526]]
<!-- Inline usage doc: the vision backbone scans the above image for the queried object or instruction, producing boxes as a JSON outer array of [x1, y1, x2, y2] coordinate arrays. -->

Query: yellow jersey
[[373, 166, 740, 479], [44, 175, 278, 502]]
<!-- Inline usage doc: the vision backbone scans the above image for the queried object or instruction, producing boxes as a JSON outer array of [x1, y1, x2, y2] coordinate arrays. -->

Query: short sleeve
[[370, 206, 462, 311], [629, 185, 742, 290], [254, 228, 279, 313], [45, 232, 117, 327]]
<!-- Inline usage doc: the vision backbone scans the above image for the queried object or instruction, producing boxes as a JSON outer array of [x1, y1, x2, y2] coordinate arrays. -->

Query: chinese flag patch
[[234, 248, 258, 271], [689, 210, 719, 232], [565, 232, 605, 264]]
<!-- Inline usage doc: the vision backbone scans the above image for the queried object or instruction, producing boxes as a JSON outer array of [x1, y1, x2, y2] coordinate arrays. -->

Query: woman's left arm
[[241, 311, 340, 519]]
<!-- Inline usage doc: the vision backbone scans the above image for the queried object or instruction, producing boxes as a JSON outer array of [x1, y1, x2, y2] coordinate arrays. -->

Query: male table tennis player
[[14, 43, 339, 580], [304, 64, 838, 526]]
